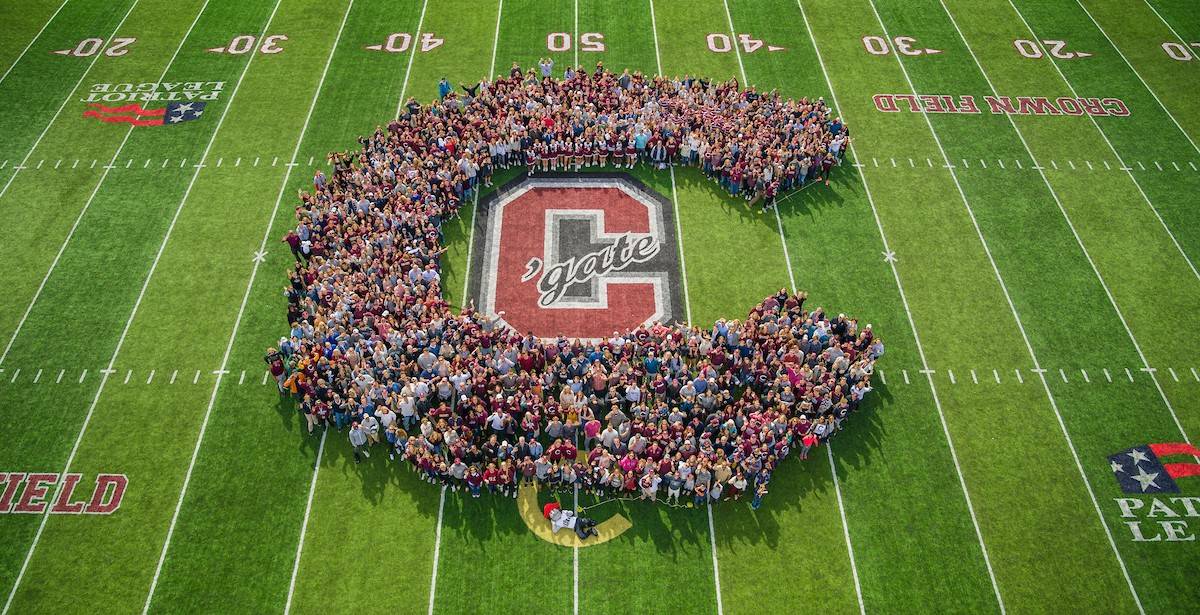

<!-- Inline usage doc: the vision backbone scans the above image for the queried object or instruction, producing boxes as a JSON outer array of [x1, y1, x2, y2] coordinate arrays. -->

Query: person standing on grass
[[751, 482, 768, 510], [349, 422, 369, 463], [438, 77, 451, 99]]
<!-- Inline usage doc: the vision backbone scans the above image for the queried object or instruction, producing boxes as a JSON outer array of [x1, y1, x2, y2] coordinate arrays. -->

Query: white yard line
[[723, 2, 858, 611], [826, 444, 864, 613], [573, 0, 579, 68], [393, 0, 429, 120], [0, 0, 141, 201], [426, 485, 446, 615], [795, 2, 1006, 612], [284, 429, 327, 615], [0, 0, 211, 368], [649, 1, 716, 608], [142, 1, 358, 612], [1, 0, 283, 611], [0, 0, 70, 88], [1074, 0, 1198, 154], [705, 503, 725, 615], [1004, 0, 1200, 283]]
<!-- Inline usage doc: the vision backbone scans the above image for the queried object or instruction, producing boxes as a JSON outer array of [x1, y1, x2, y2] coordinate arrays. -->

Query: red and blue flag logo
[[82, 101, 206, 127], [1108, 443, 1200, 493]]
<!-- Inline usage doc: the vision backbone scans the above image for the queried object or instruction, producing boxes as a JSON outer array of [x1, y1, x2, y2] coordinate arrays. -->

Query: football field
[[1, 0, 1199, 613]]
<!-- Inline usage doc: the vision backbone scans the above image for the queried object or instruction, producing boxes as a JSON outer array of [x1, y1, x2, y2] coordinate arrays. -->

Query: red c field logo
[[469, 174, 684, 338]]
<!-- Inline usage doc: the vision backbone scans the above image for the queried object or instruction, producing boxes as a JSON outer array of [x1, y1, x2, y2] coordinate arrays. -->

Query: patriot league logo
[[468, 174, 684, 339], [1108, 442, 1200, 494]]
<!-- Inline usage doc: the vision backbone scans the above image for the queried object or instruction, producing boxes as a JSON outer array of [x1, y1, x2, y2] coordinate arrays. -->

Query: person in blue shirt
[[437, 77, 451, 99]]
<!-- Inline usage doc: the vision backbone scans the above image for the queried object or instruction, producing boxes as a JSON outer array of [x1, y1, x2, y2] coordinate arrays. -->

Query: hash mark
[[970, 369, 978, 384], [1154, 161, 1163, 171], [943, 163, 956, 169], [1137, 161, 1146, 171], [926, 157, 933, 167], [1193, 367, 1200, 382], [1015, 159, 1024, 169], [78, 369, 87, 383], [10, 368, 19, 383], [1103, 368, 1112, 383], [103, 164, 117, 170], [272, 156, 279, 167], [307, 155, 314, 165], [123, 370, 132, 384], [948, 369, 956, 384], [262, 370, 270, 385], [1015, 369, 1024, 384], [979, 159, 987, 169], [1126, 368, 1134, 382], [125, 159, 132, 168], [217, 157, 223, 167], [1032, 164, 1044, 170], [193, 163, 206, 168], [36, 160, 43, 169], [961, 158, 969, 169], [1049, 160, 1058, 170], [1103, 160, 1111, 170], [54, 160, 61, 169], [254, 157, 260, 167], [919, 369, 936, 375], [1169, 367, 1179, 382], [180, 159, 187, 168], [56, 369, 64, 384], [12, 165, 26, 171], [193, 370, 200, 384], [1059, 368, 1068, 383], [997, 159, 1005, 169], [170, 370, 178, 384], [1030, 368, 1047, 374], [908, 158, 914, 168], [1085, 160, 1093, 170], [162, 158, 169, 168], [1171, 161, 1180, 171], [238, 370, 246, 385], [90, 160, 97, 169], [993, 369, 1000, 384], [147, 369, 155, 384], [235, 157, 241, 167], [143, 158, 150, 168], [33, 369, 42, 384], [852, 162, 864, 168], [872, 157, 878, 167], [902, 369, 910, 385], [72, 160, 79, 169], [1080, 369, 1089, 383], [0, 160, 5, 169], [890, 158, 896, 168], [1190, 162, 1198, 171], [1067, 160, 1076, 170], [1120, 165, 1133, 171]]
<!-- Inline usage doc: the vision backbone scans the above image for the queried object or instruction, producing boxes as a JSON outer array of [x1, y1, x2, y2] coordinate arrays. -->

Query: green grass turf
[[1, 0, 1199, 613], [0, 0, 64, 80]]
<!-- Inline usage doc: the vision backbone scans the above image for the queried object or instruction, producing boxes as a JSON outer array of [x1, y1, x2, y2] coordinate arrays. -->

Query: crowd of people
[[269, 63, 876, 511]]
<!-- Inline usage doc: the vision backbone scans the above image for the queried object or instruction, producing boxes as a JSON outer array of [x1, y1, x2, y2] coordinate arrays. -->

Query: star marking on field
[[1110, 460, 1125, 474], [1127, 448, 1151, 465], [169, 115, 184, 123], [252, 249, 267, 264], [882, 250, 897, 263], [174, 103, 195, 114], [1130, 466, 1160, 492]]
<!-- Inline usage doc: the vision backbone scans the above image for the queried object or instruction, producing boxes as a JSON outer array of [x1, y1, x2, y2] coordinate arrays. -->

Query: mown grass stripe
[[0, 0, 307, 610], [0, 1, 141, 201], [0, 0, 211, 368], [145, 3, 428, 611], [0, 0, 70, 89], [866, 2, 1143, 607], [143, 2, 357, 612], [881, 0, 1200, 610], [795, 2, 1005, 611]]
